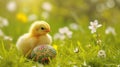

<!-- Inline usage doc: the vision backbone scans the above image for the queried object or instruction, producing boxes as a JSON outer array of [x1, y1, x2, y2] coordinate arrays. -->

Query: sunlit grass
[[0, 18, 120, 67]]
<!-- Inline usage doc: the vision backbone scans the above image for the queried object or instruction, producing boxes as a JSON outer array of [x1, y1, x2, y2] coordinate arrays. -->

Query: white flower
[[42, 2, 52, 12], [59, 27, 69, 34], [28, 14, 37, 21], [117, 64, 120, 67], [69, 23, 79, 30], [59, 27, 73, 38], [41, 12, 49, 19], [74, 47, 79, 53], [3, 36, 13, 41], [0, 17, 9, 28], [2, 18, 9, 26], [105, 26, 116, 36], [53, 33, 65, 40], [97, 50, 106, 58], [0, 29, 4, 37], [54, 27, 73, 40], [88, 20, 102, 33], [6, 1, 16, 12]]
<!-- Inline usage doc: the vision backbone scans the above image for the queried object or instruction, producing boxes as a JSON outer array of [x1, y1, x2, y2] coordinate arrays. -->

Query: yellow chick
[[16, 21, 52, 57]]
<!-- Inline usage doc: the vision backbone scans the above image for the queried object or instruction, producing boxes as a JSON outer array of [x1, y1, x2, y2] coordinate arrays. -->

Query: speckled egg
[[31, 45, 57, 64]]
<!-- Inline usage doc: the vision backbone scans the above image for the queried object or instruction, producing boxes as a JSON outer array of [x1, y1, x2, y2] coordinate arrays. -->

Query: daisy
[[0, 17, 9, 28], [97, 50, 106, 58], [88, 20, 102, 33], [59, 27, 73, 38], [54, 27, 73, 40], [2, 18, 9, 26], [4, 36, 13, 41], [53, 33, 65, 40], [6, 1, 16, 12], [42, 2, 52, 12], [59, 27, 69, 34]]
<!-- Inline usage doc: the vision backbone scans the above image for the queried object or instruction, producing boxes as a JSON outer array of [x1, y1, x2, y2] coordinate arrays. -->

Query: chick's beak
[[46, 29, 50, 32]]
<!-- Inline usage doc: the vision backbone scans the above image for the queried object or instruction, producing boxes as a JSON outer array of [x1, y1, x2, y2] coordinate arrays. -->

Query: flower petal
[[91, 29, 96, 33], [88, 26, 93, 29], [94, 20, 98, 25], [90, 22, 94, 25], [97, 24, 102, 27]]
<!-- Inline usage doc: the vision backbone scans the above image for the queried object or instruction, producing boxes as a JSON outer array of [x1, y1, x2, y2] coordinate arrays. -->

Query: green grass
[[0, 19, 120, 67]]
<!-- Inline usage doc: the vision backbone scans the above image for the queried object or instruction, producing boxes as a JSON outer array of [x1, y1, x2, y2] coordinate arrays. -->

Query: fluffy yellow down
[[16, 21, 52, 57]]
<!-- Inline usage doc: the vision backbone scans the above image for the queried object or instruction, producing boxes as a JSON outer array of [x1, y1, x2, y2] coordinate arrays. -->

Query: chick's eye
[[41, 27, 45, 30]]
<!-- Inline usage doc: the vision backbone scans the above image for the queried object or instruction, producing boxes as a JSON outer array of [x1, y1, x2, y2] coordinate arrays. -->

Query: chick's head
[[29, 21, 50, 36]]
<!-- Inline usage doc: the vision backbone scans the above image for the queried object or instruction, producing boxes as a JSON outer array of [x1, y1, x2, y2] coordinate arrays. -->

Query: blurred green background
[[0, 0, 120, 49], [0, 0, 120, 45]]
